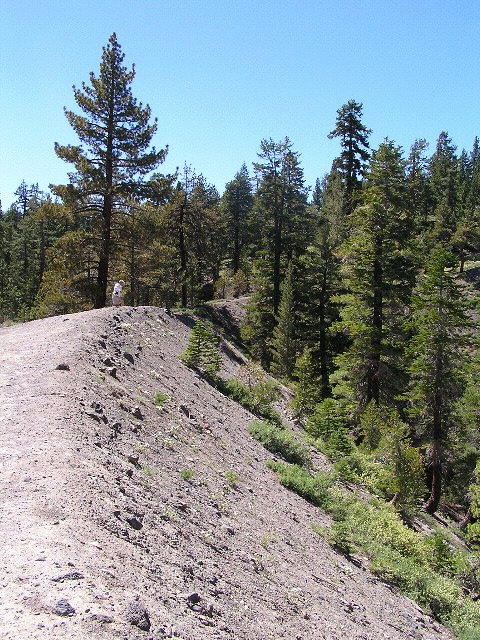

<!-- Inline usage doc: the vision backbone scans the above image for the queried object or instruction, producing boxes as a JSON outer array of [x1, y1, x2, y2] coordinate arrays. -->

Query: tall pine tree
[[52, 33, 170, 307], [405, 246, 472, 514]]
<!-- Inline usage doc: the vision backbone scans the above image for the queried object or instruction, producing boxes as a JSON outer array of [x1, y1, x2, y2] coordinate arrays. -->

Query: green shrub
[[180, 469, 194, 482], [327, 521, 356, 556], [249, 421, 312, 467], [154, 392, 169, 409], [224, 470, 240, 488], [267, 461, 333, 509], [306, 398, 345, 441], [306, 398, 355, 462], [221, 378, 282, 426]]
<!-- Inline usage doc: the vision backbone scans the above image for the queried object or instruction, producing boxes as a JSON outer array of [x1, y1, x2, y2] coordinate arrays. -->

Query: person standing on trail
[[112, 279, 126, 307]]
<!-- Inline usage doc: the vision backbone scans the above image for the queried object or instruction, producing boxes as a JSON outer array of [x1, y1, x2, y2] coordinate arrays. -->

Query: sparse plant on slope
[[154, 392, 170, 409]]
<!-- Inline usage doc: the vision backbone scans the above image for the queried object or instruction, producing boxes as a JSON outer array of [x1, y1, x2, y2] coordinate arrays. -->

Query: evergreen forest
[[2, 34, 480, 594]]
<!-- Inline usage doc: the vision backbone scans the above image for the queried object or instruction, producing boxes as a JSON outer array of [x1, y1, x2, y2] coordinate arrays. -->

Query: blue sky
[[1, 0, 479, 209]]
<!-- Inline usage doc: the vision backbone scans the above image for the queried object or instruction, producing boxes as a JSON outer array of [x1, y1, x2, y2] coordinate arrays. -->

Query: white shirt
[[113, 282, 123, 297]]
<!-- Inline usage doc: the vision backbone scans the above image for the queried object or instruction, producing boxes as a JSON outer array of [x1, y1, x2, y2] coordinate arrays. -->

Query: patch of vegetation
[[141, 464, 158, 476], [267, 457, 480, 638], [180, 469, 195, 482], [224, 470, 240, 488], [154, 392, 170, 409], [250, 420, 312, 467], [218, 376, 282, 426], [266, 461, 333, 508]]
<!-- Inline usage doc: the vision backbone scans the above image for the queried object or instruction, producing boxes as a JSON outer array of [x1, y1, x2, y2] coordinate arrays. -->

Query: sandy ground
[[0, 306, 455, 639]]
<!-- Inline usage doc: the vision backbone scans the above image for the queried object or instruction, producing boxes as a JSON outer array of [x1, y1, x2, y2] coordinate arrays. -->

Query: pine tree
[[406, 139, 431, 243], [328, 100, 371, 217], [405, 246, 472, 514], [271, 261, 296, 378], [292, 346, 322, 419], [426, 131, 460, 250], [222, 164, 253, 274], [52, 33, 170, 308], [180, 321, 221, 378], [252, 137, 309, 315], [332, 141, 414, 414], [295, 167, 345, 398], [243, 138, 310, 366]]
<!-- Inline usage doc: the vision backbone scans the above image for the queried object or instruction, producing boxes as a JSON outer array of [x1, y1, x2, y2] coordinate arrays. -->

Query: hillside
[[0, 306, 455, 640]]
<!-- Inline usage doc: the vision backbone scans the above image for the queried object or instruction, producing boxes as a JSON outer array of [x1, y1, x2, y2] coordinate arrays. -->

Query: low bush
[[154, 392, 169, 409], [249, 421, 312, 467], [221, 379, 282, 426], [266, 461, 333, 509]]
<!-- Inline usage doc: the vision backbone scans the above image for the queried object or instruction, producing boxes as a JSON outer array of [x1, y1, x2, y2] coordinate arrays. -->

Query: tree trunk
[[367, 248, 382, 404], [273, 213, 282, 316], [459, 507, 472, 530], [95, 195, 112, 308], [179, 202, 188, 308], [423, 440, 442, 514], [318, 263, 330, 397]]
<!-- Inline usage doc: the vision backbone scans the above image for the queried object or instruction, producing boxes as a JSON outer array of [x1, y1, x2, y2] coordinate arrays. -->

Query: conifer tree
[[405, 246, 472, 514], [426, 131, 460, 251], [292, 346, 322, 419], [252, 137, 309, 315], [332, 141, 414, 414], [271, 261, 296, 378], [243, 138, 309, 365], [406, 139, 431, 244], [222, 164, 253, 274], [52, 33, 169, 308], [328, 100, 371, 217]]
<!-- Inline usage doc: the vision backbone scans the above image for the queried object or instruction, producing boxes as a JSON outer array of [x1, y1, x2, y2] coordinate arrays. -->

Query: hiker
[[112, 279, 126, 307]]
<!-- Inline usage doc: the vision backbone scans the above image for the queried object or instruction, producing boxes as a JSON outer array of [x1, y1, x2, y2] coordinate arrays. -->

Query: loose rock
[[127, 600, 151, 631], [54, 599, 76, 616]]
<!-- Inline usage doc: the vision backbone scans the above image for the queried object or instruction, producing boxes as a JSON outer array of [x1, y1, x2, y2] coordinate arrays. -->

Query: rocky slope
[[0, 306, 455, 639]]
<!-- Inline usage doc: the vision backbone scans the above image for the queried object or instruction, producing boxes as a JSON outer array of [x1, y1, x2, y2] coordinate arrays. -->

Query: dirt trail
[[0, 307, 455, 639]]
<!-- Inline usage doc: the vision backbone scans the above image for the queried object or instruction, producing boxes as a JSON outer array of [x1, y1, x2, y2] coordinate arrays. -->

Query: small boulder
[[127, 600, 151, 631], [131, 406, 144, 419], [54, 599, 75, 616], [126, 516, 143, 530]]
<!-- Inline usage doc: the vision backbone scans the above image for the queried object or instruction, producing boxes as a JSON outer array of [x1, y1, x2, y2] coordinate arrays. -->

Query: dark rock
[[180, 405, 194, 419], [55, 363, 70, 371], [131, 406, 144, 419], [126, 516, 143, 530], [54, 599, 75, 616], [103, 357, 114, 367], [107, 366, 117, 378], [187, 592, 201, 604], [127, 600, 151, 631], [51, 571, 84, 582], [85, 412, 101, 422], [89, 613, 113, 623], [111, 422, 121, 436], [128, 454, 140, 466], [124, 351, 135, 364]]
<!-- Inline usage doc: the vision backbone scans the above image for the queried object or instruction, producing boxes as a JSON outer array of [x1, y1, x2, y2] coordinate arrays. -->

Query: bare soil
[[0, 306, 455, 639]]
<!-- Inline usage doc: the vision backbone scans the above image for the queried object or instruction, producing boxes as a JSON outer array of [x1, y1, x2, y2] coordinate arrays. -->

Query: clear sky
[[1, 0, 479, 209]]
